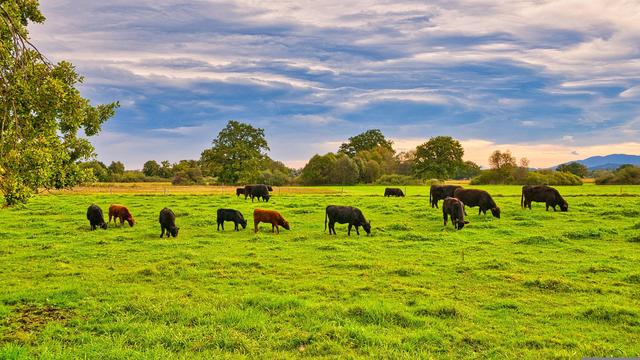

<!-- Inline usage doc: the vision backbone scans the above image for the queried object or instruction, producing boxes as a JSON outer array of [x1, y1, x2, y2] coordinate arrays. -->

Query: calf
[[159, 207, 179, 238], [108, 204, 135, 227], [236, 188, 245, 197], [454, 188, 500, 218], [86, 204, 107, 230], [250, 184, 271, 202], [253, 209, 290, 234], [217, 208, 247, 231], [384, 188, 405, 197], [443, 197, 468, 230], [521, 185, 569, 211], [325, 205, 371, 236], [430, 185, 462, 208]]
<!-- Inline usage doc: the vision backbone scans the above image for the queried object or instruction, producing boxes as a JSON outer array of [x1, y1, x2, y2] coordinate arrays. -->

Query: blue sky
[[30, 0, 640, 169]]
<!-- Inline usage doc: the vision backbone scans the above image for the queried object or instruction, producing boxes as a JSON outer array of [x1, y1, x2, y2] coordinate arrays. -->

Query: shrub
[[595, 165, 640, 185], [472, 169, 582, 186], [375, 174, 423, 185]]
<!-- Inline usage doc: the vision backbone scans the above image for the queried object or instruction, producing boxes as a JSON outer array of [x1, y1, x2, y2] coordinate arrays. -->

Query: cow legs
[[160, 227, 165, 238], [355, 226, 360, 236], [348, 224, 352, 236], [254, 220, 259, 233], [234, 222, 239, 231]]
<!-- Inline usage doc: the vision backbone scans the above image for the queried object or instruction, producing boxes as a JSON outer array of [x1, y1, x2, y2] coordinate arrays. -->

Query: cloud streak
[[27, 0, 640, 169]]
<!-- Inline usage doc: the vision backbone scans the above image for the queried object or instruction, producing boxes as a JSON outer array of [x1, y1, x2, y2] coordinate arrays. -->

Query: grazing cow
[[250, 184, 271, 202], [217, 208, 247, 231], [324, 205, 371, 236], [86, 204, 107, 230], [159, 207, 179, 238], [243, 185, 254, 200], [430, 185, 463, 208], [384, 188, 405, 197], [253, 209, 290, 233], [454, 188, 500, 218], [521, 185, 569, 211], [108, 205, 135, 227], [236, 188, 245, 197], [443, 197, 468, 230]]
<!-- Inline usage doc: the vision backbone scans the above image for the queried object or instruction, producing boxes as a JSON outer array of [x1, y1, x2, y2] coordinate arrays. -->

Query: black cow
[[325, 205, 371, 236], [443, 197, 468, 230], [86, 204, 107, 230], [250, 184, 271, 202], [236, 188, 245, 197], [521, 185, 568, 211], [159, 207, 179, 238], [454, 188, 500, 218], [267, 185, 274, 192], [217, 208, 247, 231], [384, 188, 405, 197], [243, 185, 254, 200], [430, 185, 462, 208]]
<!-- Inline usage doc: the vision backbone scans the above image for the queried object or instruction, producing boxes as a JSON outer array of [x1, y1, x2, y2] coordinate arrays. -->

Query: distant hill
[[556, 154, 640, 170]]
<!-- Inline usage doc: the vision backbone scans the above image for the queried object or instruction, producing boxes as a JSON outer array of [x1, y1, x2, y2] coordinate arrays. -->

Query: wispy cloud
[[27, 0, 640, 169]]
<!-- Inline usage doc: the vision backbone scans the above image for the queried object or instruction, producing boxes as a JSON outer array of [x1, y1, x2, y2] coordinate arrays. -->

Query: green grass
[[0, 185, 639, 358]]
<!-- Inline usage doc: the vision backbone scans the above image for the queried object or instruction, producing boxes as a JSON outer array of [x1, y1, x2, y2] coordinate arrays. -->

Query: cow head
[[363, 221, 371, 235], [100, 222, 108, 230], [491, 207, 501, 219], [126, 216, 135, 227], [560, 202, 569, 212], [264, 194, 271, 202], [456, 220, 469, 230], [170, 226, 180, 237], [281, 220, 290, 230], [240, 219, 247, 229]]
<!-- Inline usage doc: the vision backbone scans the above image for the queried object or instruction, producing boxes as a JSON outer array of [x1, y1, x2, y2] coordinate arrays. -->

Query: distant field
[[1, 185, 639, 358]]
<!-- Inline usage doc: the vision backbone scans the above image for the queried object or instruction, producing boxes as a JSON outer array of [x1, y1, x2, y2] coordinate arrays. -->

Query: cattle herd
[[86, 184, 569, 236]]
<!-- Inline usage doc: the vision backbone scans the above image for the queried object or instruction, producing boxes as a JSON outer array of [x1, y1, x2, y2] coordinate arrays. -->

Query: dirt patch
[[2, 304, 74, 342]]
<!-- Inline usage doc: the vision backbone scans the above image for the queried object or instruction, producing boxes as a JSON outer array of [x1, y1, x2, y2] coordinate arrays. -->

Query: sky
[[29, 0, 640, 169]]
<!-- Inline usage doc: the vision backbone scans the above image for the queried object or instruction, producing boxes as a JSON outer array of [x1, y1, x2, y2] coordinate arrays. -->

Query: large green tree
[[142, 160, 161, 177], [299, 153, 337, 185], [413, 136, 464, 180], [200, 120, 269, 184], [338, 129, 394, 157], [557, 162, 588, 178], [0, 1, 117, 204]]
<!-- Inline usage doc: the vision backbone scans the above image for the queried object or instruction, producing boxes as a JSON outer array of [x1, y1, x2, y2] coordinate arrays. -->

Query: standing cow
[[108, 205, 135, 227], [250, 184, 271, 202], [384, 188, 405, 197], [325, 205, 371, 236], [521, 185, 568, 211], [454, 188, 500, 218], [86, 204, 108, 230], [253, 209, 290, 233], [443, 197, 468, 230], [430, 185, 462, 208], [217, 208, 247, 231], [236, 188, 245, 197], [159, 207, 179, 238]]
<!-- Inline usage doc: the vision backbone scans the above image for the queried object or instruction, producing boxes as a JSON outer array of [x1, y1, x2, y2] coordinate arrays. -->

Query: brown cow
[[108, 204, 135, 227], [253, 209, 290, 234]]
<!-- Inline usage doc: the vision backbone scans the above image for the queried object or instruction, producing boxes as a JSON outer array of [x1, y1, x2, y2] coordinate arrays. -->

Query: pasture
[[0, 185, 639, 359]]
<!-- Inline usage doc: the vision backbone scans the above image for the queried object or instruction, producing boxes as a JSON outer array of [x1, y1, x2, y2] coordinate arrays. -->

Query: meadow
[[0, 184, 639, 359]]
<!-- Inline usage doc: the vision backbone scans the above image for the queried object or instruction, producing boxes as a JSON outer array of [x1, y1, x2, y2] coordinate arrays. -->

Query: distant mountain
[[556, 154, 640, 170]]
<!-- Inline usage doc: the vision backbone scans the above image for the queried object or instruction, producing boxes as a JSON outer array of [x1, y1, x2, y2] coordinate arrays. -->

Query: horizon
[[29, 1, 640, 169]]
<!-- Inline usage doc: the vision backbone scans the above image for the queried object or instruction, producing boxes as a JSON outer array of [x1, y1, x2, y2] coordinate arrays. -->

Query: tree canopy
[[338, 129, 394, 157], [557, 162, 588, 178], [0, 1, 118, 204], [200, 120, 269, 184], [413, 136, 464, 180]]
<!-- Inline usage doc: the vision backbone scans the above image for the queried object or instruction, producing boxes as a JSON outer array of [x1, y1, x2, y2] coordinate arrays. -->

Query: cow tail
[[324, 210, 328, 232], [520, 189, 524, 208], [429, 188, 432, 205]]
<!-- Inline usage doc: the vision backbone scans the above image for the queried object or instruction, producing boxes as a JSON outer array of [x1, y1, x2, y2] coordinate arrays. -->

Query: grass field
[[1, 185, 639, 358]]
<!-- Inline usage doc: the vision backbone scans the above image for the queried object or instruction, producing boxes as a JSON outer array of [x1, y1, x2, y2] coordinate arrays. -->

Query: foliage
[[454, 161, 481, 179], [172, 166, 204, 185], [331, 154, 359, 185], [108, 161, 125, 176], [0, 1, 117, 204], [472, 169, 582, 185], [200, 120, 269, 184], [557, 162, 589, 178], [79, 161, 110, 182], [375, 174, 423, 185], [299, 153, 337, 185], [413, 136, 464, 180], [142, 160, 162, 177], [338, 129, 394, 157], [596, 165, 640, 185]]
